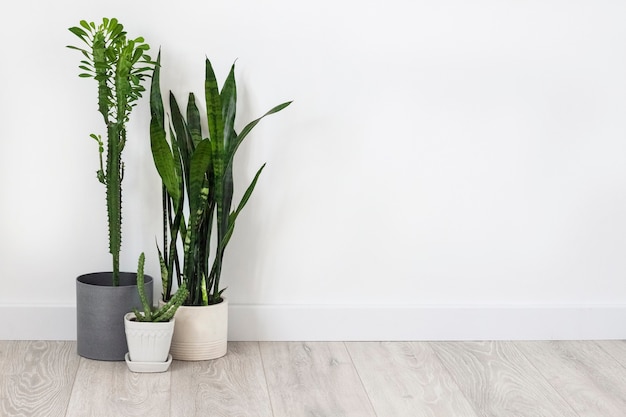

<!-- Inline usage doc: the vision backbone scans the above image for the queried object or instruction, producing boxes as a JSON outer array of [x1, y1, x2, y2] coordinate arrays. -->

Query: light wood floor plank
[[260, 341, 377, 417], [516, 341, 626, 417], [170, 342, 273, 417], [3, 339, 626, 417], [346, 341, 479, 417], [431, 341, 579, 417], [595, 340, 626, 368], [65, 357, 170, 417], [0, 341, 80, 417]]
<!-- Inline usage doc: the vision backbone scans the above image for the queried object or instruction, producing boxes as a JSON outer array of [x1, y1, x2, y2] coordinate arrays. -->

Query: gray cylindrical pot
[[76, 272, 153, 361]]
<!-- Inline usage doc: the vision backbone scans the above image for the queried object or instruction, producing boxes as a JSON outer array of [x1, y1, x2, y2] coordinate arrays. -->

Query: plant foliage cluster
[[68, 18, 292, 306], [150, 52, 292, 306], [133, 253, 188, 322]]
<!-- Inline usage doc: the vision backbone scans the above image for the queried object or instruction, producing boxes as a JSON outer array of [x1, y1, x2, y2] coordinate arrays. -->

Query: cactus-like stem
[[107, 123, 123, 286], [134, 253, 188, 323], [68, 18, 153, 286], [135, 253, 152, 321], [152, 282, 188, 322]]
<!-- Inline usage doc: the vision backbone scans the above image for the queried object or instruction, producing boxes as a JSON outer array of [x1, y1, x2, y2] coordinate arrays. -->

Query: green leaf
[[150, 53, 181, 203], [150, 119, 180, 202], [225, 101, 292, 173], [65, 45, 89, 54], [219, 163, 265, 251], [221, 63, 237, 152], [149, 53, 164, 121], [68, 26, 89, 42], [79, 20, 92, 31], [186, 94, 203, 147], [169, 123, 185, 213], [188, 139, 212, 218], [197, 274, 207, 306], [235, 163, 265, 218], [204, 58, 224, 147], [170, 92, 193, 171], [109, 18, 120, 31], [205, 59, 225, 202], [156, 241, 168, 302]]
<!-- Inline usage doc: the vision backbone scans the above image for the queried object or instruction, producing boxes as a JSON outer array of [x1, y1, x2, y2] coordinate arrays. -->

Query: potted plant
[[149, 51, 291, 360], [67, 18, 155, 361], [124, 253, 188, 373]]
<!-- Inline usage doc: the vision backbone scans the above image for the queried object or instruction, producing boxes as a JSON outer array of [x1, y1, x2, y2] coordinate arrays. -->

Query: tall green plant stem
[[68, 18, 153, 285], [107, 123, 122, 284]]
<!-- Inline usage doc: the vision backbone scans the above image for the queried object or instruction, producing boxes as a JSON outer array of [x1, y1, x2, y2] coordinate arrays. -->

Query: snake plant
[[132, 253, 188, 322], [67, 18, 154, 285], [150, 51, 291, 305]]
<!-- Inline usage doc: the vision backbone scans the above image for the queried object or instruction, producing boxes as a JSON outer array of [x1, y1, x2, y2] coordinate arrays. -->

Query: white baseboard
[[1, 304, 625, 341], [1, 305, 77, 340]]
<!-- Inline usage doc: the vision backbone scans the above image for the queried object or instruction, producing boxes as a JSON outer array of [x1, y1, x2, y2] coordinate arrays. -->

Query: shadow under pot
[[76, 272, 153, 361]]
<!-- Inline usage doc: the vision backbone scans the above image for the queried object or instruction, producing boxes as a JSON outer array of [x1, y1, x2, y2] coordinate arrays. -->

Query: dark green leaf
[[205, 58, 224, 161], [225, 101, 292, 173], [186, 94, 203, 147], [221, 63, 237, 152], [150, 53, 181, 203], [188, 139, 212, 219], [219, 163, 265, 251]]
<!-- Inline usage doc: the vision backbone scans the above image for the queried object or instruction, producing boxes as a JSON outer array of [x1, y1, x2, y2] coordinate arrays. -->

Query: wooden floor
[[1, 340, 626, 416]]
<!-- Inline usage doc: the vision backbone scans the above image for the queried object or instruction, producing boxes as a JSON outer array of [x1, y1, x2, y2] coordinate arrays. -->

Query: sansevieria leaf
[[150, 53, 181, 204], [221, 63, 237, 152], [218, 163, 266, 252], [188, 139, 212, 219], [187, 94, 203, 147], [225, 101, 293, 173]]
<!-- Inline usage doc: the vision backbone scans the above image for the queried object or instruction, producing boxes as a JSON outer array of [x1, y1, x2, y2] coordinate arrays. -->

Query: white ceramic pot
[[169, 297, 228, 361], [124, 312, 175, 363]]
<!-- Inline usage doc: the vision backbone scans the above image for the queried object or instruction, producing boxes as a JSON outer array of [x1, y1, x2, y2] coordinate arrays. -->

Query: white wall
[[1, 0, 626, 340]]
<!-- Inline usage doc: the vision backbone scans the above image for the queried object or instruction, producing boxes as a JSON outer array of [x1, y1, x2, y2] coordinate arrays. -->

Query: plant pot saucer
[[124, 353, 172, 373]]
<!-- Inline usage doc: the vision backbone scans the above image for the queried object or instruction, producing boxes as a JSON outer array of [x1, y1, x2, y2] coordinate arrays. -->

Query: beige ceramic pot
[[169, 297, 228, 361]]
